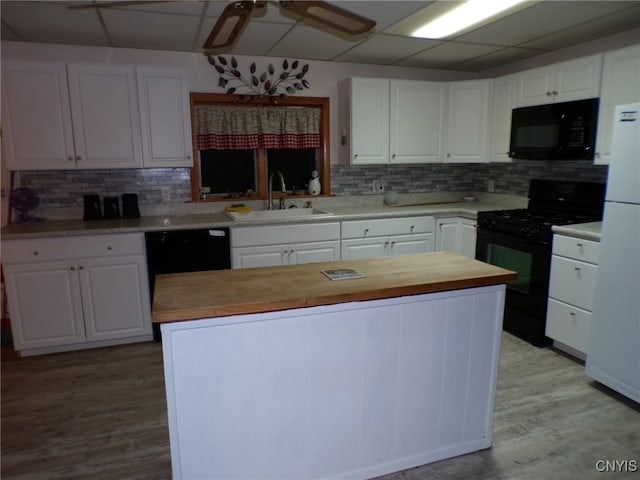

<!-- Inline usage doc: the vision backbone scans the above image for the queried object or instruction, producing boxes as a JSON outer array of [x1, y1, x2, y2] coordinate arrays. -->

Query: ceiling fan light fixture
[[279, 1, 376, 35], [203, 1, 257, 51], [412, 0, 527, 39]]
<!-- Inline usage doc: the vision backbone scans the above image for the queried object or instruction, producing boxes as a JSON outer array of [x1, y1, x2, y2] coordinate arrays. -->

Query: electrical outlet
[[372, 180, 385, 193], [377, 180, 385, 193]]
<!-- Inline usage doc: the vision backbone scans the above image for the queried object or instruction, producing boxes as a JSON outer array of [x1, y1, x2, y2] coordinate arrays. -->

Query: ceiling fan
[[204, 1, 377, 52], [69, 1, 377, 52]]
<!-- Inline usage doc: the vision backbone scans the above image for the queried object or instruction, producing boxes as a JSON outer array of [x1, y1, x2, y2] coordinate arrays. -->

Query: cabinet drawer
[[231, 222, 340, 248], [3, 233, 144, 263], [546, 298, 591, 353], [552, 234, 600, 264], [549, 255, 598, 311], [341, 216, 434, 239]]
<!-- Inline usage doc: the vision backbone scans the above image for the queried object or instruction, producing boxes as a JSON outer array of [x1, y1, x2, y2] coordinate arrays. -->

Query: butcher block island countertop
[[152, 252, 517, 323]]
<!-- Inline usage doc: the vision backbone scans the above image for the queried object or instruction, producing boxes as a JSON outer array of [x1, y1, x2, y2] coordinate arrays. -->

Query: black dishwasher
[[145, 228, 231, 340]]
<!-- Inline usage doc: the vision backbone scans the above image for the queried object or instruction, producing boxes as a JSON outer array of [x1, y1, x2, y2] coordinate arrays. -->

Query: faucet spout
[[268, 170, 286, 210]]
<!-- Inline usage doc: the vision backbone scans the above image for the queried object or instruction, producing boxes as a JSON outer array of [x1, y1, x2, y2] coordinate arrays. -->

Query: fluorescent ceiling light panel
[[412, 0, 527, 39]]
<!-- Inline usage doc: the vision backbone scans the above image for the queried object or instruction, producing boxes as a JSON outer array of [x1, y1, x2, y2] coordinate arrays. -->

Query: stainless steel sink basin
[[225, 207, 333, 221]]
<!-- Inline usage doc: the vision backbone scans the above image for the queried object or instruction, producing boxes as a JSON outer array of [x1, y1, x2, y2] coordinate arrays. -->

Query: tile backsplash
[[18, 160, 607, 210]]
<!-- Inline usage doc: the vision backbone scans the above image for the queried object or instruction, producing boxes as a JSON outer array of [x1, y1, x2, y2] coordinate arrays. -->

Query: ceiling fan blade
[[203, 1, 260, 52], [279, 1, 376, 35]]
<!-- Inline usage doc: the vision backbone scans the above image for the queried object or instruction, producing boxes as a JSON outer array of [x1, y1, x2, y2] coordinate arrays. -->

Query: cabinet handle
[[390, 241, 395, 247], [354, 154, 359, 159], [68, 156, 74, 162], [392, 153, 396, 159], [33, 250, 39, 256], [410, 225, 415, 232], [186, 154, 191, 160], [546, 91, 552, 96], [552, 91, 558, 95], [447, 153, 451, 157], [70, 266, 76, 271], [107, 246, 112, 250], [78, 266, 84, 270], [364, 228, 369, 236], [76, 155, 82, 161]]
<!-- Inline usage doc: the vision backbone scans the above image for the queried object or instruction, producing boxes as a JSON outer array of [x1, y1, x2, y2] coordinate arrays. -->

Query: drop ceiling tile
[[103, 9, 200, 51], [395, 42, 503, 68], [334, 34, 440, 64], [112, 1, 206, 16], [197, 20, 294, 56], [0, 1, 109, 46], [332, 1, 435, 30], [267, 24, 365, 61], [454, 1, 638, 47], [453, 47, 546, 72], [519, 5, 640, 50]]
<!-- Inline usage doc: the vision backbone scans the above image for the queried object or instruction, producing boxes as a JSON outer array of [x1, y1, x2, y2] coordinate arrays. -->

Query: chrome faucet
[[268, 170, 286, 210]]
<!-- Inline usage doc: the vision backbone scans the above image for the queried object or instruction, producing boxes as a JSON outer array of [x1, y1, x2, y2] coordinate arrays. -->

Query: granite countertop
[[1, 197, 523, 240], [1, 194, 527, 240], [552, 221, 602, 241], [152, 252, 517, 323]]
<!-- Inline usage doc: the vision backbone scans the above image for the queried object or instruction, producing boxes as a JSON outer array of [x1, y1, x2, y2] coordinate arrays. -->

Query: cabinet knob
[[186, 154, 191, 160], [392, 154, 396, 159], [364, 228, 369, 236], [107, 246, 112, 250], [552, 91, 558, 95], [68, 156, 74, 162], [410, 225, 415, 232], [76, 155, 82, 161], [354, 154, 359, 159], [78, 266, 84, 270], [546, 91, 552, 96], [70, 266, 76, 271], [447, 153, 451, 157], [33, 250, 39, 256]]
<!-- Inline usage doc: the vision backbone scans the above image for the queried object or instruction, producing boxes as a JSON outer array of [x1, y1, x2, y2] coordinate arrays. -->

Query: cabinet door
[[388, 233, 433, 256], [553, 54, 602, 103], [459, 219, 477, 259], [489, 74, 516, 162], [1, 62, 76, 170], [436, 218, 459, 252], [67, 64, 142, 169], [3, 261, 86, 350], [341, 237, 388, 260], [78, 255, 152, 341], [516, 65, 555, 107], [232, 245, 287, 269], [290, 240, 340, 265], [595, 45, 640, 165], [446, 80, 490, 163], [390, 80, 446, 163], [137, 67, 193, 167], [351, 78, 389, 164]]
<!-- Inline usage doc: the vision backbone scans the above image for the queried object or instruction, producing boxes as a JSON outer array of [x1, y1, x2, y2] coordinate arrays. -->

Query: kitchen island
[[153, 252, 516, 480]]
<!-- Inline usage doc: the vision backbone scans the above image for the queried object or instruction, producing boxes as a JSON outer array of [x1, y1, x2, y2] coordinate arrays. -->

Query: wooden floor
[[2, 333, 639, 480]]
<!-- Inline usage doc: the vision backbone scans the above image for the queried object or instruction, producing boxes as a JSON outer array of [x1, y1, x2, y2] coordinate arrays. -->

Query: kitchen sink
[[225, 207, 333, 221]]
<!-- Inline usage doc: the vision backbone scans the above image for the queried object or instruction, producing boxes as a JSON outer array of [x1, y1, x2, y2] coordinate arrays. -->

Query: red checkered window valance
[[195, 105, 321, 150]]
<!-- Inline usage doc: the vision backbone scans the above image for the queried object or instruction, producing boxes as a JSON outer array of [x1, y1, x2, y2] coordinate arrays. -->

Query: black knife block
[[103, 196, 120, 219], [122, 193, 140, 218], [83, 194, 102, 220]]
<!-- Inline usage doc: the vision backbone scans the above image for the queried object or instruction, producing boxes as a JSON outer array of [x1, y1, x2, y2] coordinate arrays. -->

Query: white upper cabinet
[[137, 67, 194, 167], [67, 64, 142, 169], [516, 54, 602, 107], [2, 62, 142, 170], [342, 77, 446, 165], [488, 74, 517, 163], [2, 62, 77, 170], [349, 77, 390, 164], [594, 44, 640, 165], [389, 80, 446, 164], [446, 79, 490, 163]]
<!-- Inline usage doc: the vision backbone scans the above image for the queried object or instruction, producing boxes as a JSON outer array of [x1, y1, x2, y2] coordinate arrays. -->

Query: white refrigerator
[[586, 103, 640, 403]]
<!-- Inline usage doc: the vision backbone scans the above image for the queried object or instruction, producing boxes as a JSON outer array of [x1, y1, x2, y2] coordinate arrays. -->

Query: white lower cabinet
[[341, 216, 435, 260], [3, 233, 152, 356], [435, 217, 477, 258], [231, 222, 341, 269], [546, 234, 600, 358]]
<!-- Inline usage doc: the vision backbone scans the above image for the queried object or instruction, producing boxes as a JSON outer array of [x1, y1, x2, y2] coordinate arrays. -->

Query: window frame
[[189, 93, 330, 202]]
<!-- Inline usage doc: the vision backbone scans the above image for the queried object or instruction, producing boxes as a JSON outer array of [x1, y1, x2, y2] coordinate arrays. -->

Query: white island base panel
[[161, 285, 506, 480]]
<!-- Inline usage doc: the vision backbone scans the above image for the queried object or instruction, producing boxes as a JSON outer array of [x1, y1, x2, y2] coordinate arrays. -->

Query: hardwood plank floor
[[2, 333, 639, 479]]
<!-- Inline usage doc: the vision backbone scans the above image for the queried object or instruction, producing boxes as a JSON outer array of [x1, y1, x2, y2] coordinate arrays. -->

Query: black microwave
[[509, 98, 599, 160]]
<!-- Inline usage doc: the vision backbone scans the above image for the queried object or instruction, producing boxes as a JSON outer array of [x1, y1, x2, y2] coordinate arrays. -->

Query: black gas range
[[475, 179, 605, 346]]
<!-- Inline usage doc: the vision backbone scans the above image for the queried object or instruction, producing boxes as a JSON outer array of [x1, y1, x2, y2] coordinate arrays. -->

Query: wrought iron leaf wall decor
[[208, 56, 310, 98]]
